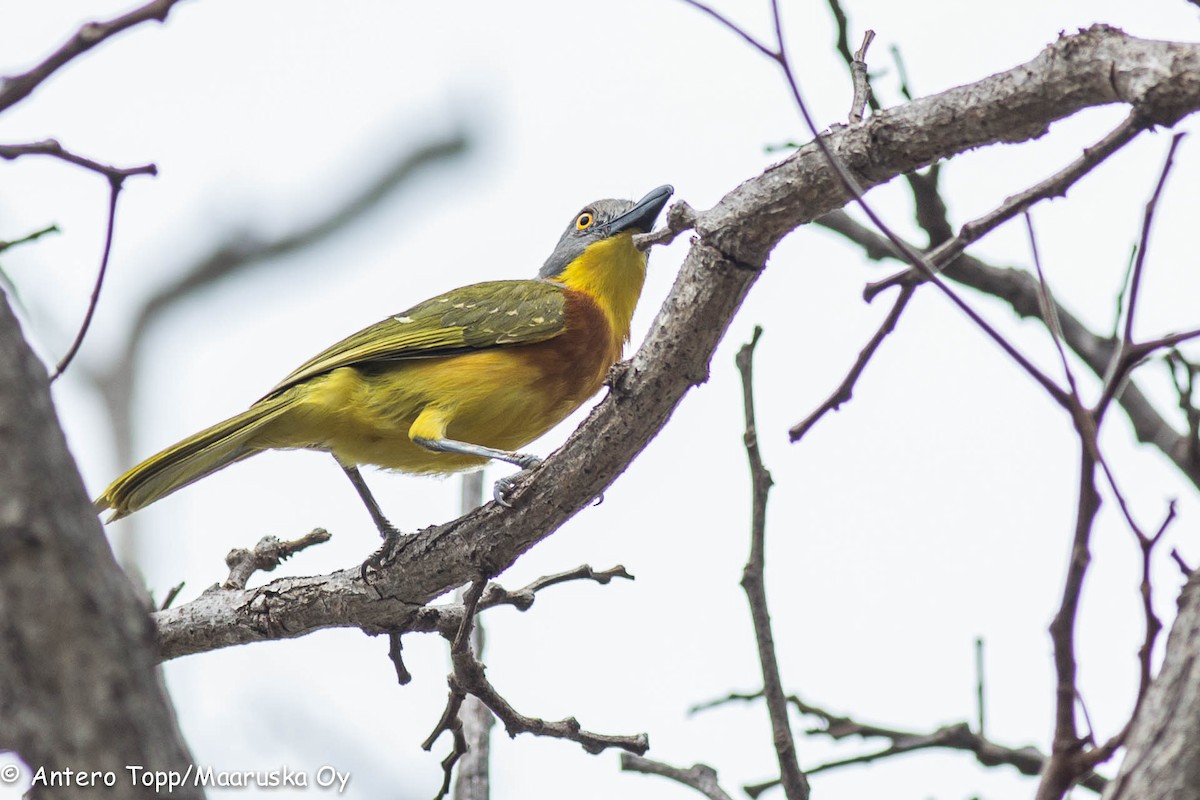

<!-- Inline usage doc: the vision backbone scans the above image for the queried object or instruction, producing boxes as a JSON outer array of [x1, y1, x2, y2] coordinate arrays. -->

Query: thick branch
[[0, 293, 199, 798], [155, 26, 1200, 660], [1102, 572, 1200, 799]]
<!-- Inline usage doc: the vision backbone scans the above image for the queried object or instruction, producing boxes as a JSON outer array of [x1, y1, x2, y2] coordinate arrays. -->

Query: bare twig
[[1136, 503, 1174, 712], [0, 0, 188, 113], [48, 178, 123, 382], [821, 209, 1200, 490], [0, 223, 60, 254], [699, 0, 1072, 407], [905, 163, 954, 246], [736, 327, 810, 800], [222, 530, 331, 590], [0, 140, 157, 181], [424, 580, 487, 800], [1166, 350, 1200, 464], [890, 44, 914, 101], [825, 0, 881, 115], [1037, 446, 1101, 800], [1025, 211, 1081, 399], [388, 631, 413, 685], [1098, 133, 1187, 415], [397, 564, 636, 642], [788, 285, 913, 441], [694, 690, 1108, 794], [975, 637, 986, 737], [423, 575, 645, 798], [0, 141, 160, 382], [633, 199, 697, 251], [676, 0, 777, 59], [159, 581, 185, 611], [453, 654, 648, 756], [865, 112, 1148, 301], [848, 31, 876, 123], [621, 754, 735, 800], [479, 564, 633, 612]]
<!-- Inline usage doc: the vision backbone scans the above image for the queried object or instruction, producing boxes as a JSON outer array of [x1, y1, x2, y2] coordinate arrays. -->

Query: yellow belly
[[254, 347, 602, 474]]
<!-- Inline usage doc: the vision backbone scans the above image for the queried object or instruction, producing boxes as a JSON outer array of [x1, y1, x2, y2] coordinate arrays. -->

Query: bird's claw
[[360, 528, 413, 581], [493, 457, 542, 508]]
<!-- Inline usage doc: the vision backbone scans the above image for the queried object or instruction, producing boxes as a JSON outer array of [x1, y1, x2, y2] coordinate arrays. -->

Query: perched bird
[[95, 185, 674, 537]]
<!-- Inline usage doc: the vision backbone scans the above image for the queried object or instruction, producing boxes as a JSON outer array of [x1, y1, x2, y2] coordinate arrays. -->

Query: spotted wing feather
[[263, 280, 566, 398]]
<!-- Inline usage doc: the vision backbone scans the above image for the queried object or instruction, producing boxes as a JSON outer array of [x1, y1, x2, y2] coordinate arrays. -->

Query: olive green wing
[[263, 280, 566, 397]]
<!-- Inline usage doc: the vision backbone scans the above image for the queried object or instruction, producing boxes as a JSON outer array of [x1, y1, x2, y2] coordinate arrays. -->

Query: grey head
[[539, 185, 673, 279]]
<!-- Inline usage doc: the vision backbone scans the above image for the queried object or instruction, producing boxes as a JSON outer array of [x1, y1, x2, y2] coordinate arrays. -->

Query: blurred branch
[[452, 472, 492, 800], [0, 223, 59, 254], [0, 0, 188, 114], [621, 754, 735, 800], [117, 129, 468, 358]]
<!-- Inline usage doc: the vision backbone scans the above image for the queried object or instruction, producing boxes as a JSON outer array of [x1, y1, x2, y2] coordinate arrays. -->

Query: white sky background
[[2, 1, 1199, 798]]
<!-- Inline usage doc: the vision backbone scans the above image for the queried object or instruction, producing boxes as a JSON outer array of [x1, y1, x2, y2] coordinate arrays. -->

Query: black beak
[[606, 184, 674, 235]]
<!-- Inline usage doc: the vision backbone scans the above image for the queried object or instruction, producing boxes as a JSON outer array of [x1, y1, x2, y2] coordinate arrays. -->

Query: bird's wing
[[263, 280, 566, 397]]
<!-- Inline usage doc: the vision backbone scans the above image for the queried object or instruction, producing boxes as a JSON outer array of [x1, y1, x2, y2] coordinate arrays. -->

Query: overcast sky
[[3, 2, 1199, 799]]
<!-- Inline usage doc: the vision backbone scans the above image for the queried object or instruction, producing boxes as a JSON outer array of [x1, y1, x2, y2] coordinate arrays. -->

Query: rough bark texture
[[1102, 572, 1200, 800], [0, 294, 200, 799], [154, 25, 1200, 661]]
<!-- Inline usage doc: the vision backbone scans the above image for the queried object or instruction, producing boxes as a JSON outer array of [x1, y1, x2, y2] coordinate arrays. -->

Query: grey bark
[[0, 293, 201, 799], [1102, 572, 1200, 800]]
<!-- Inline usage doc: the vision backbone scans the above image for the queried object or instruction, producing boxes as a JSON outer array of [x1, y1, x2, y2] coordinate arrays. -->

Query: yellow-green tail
[[95, 396, 292, 521]]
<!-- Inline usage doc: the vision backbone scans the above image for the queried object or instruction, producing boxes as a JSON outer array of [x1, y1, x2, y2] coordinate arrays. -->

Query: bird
[[94, 185, 674, 539]]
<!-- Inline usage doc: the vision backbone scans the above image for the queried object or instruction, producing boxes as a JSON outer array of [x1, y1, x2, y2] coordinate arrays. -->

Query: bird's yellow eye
[[576, 212, 593, 230]]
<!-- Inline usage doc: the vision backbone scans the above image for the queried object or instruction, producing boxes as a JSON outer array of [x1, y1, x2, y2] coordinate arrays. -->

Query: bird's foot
[[360, 528, 414, 581], [494, 456, 542, 508]]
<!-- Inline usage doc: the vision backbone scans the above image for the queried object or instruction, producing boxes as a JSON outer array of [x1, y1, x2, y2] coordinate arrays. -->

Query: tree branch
[[153, 26, 1200, 662], [693, 690, 1108, 794], [0, 0, 189, 114], [819, 210, 1200, 490], [0, 291, 200, 798], [620, 754, 735, 800], [736, 328, 809, 800]]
